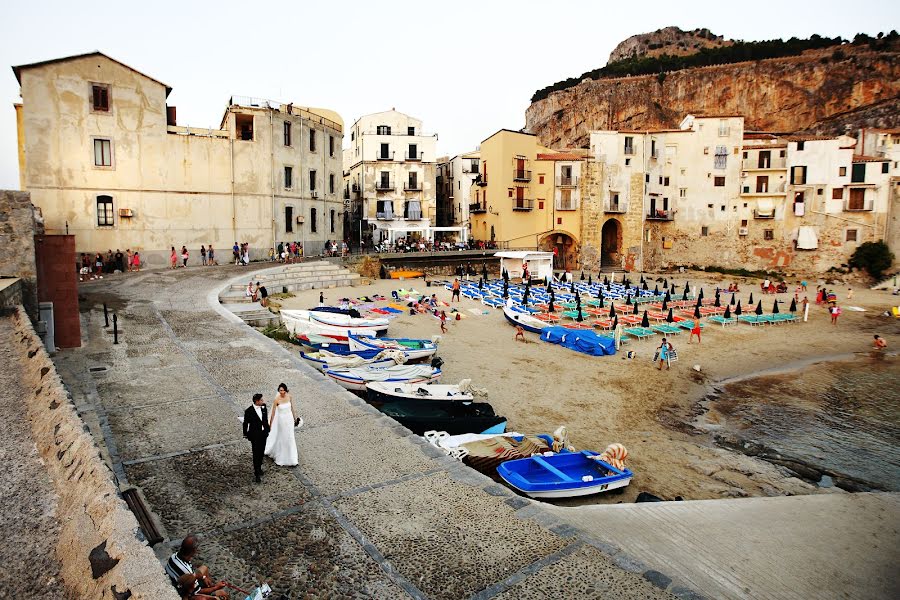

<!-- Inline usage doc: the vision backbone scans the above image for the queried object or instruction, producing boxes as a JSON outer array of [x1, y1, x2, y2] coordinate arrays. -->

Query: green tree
[[848, 241, 894, 280]]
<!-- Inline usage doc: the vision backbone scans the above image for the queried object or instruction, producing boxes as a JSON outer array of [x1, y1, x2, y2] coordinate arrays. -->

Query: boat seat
[[532, 455, 576, 482]]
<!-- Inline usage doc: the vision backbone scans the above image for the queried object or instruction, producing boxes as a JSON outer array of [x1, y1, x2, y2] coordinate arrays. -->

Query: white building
[[448, 151, 480, 229]]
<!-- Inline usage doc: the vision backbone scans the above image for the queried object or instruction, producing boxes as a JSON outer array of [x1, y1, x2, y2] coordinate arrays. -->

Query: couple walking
[[243, 383, 300, 482]]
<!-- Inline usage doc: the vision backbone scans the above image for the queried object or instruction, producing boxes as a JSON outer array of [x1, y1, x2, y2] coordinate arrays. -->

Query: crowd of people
[[78, 249, 142, 281]]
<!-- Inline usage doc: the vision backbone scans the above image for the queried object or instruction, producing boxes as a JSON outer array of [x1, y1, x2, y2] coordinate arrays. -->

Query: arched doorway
[[540, 232, 578, 272], [601, 219, 622, 268]]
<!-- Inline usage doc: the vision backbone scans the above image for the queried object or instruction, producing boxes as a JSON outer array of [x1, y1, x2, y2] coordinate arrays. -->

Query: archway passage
[[601, 219, 622, 268], [540, 232, 578, 272]]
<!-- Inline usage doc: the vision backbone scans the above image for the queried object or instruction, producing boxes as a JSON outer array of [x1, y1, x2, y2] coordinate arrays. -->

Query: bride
[[264, 383, 299, 466]]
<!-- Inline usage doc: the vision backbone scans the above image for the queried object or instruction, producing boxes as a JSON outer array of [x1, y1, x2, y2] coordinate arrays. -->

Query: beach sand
[[275, 270, 900, 504]]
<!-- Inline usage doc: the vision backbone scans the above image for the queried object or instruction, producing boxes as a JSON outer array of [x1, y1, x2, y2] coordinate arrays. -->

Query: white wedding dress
[[264, 402, 298, 466]]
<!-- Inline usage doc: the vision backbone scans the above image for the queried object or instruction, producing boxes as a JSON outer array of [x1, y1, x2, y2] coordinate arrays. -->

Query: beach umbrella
[[588, 275, 592, 286], [640, 275, 645, 284], [570, 279, 575, 294], [604, 276, 609, 286], [653, 284, 659, 295], [684, 281, 690, 292], [641, 310, 650, 328], [609, 302, 616, 318], [698, 288, 705, 301], [664, 290, 672, 303], [625, 294, 632, 306], [612, 315, 619, 329], [694, 305, 702, 319], [696, 296, 702, 308], [755, 300, 763, 315], [749, 292, 754, 305], [642, 281, 649, 291], [735, 300, 743, 315], [730, 292, 736, 306], [632, 300, 639, 315], [502, 279, 509, 299], [714, 294, 721, 308], [478, 277, 483, 290], [682, 287, 689, 301], [597, 293, 604, 308], [482, 262, 488, 280], [523, 286, 530, 306], [724, 305, 732, 319], [667, 307, 675, 323], [576, 295, 584, 322], [789, 298, 797, 313], [662, 299, 669, 311], [670, 283, 676, 295], [772, 299, 779, 314], [663, 278, 669, 288], [548, 287, 556, 312], [502, 268, 509, 282], [580, 271, 585, 281], [546, 280, 552, 293]]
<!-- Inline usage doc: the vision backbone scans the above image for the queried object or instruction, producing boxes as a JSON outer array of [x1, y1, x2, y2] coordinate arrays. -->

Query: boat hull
[[299, 351, 394, 372], [282, 310, 386, 339], [503, 306, 546, 334], [365, 382, 474, 403], [497, 450, 633, 499], [349, 334, 438, 362], [322, 366, 441, 393], [365, 396, 507, 435]]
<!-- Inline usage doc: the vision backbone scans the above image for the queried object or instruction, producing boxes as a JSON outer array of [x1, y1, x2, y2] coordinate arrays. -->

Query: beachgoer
[[847, 288, 854, 300], [201, 245, 207, 266], [208, 245, 216, 266], [258, 283, 268, 307], [815, 286, 823, 304], [762, 278, 770, 293], [246, 281, 256, 301], [440, 311, 448, 334], [131, 252, 141, 272], [514, 324, 525, 342], [689, 317, 701, 344], [451, 278, 460, 302], [319, 292, 325, 307], [125, 249, 133, 272], [233, 242, 240, 265], [873, 335, 887, 350], [657, 338, 670, 370], [181, 246, 189, 268], [830, 304, 841, 325], [170, 246, 178, 269]]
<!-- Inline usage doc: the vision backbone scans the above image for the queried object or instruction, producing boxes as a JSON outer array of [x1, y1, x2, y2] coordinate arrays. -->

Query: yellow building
[[468, 129, 585, 271]]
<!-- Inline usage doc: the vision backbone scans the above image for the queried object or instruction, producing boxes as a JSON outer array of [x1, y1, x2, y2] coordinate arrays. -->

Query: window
[[329, 135, 335, 157], [309, 128, 316, 152], [645, 174, 650, 183], [329, 173, 335, 194], [718, 119, 729, 136], [796, 141, 805, 151], [91, 84, 110, 112], [624, 136, 634, 155], [714, 145, 727, 169], [679, 188, 687, 198], [408, 144, 418, 159], [408, 172, 418, 190], [351, 131, 355, 141], [284, 166, 293, 189], [407, 126, 415, 135], [508, 189, 513, 198], [764, 229, 774, 240], [376, 125, 391, 135], [309, 170, 317, 191], [285, 206, 293, 233], [790, 166, 807, 185], [883, 162, 890, 174], [235, 114, 254, 140], [625, 158, 631, 166], [663, 177, 670, 186], [96, 195, 114, 226], [283, 122, 291, 146], [310, 208, 317, 233], [846, 229, 858, 242], [701, 226, 709, 236], [817, 188, 823, 195], [658, 176, 662, 184], [839, 166, 847, 177], [330, 209, 336, 233], [379, 143, 390, 159], [539, 201, 544, 209], [559, 188, 574, 210], [758, 151, 771, 169], [833, 188, 843, 199], [756, 175, 769, 193], [714, 176, 725, 187], [741, 219, 748, 227], [557, 217, 562, 225], [851, 163, 865, 183], [93, 139, 112, 167], [848, 188, 865, 210]]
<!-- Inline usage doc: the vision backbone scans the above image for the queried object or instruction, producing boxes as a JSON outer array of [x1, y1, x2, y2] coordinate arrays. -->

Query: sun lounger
[[677, 320, 704, 330], [738, 315, 762, 325], [707, 315, 737, 326], [625, 327, 657, 339], [561, 321, 592, 330], [481, 297, 505, 309], [592, 319, 614, 329], [533, 313, 560, 323], [651, 324, 682, 335]]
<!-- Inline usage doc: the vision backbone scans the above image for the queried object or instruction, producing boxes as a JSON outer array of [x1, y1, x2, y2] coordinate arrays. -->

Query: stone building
[[344, 110, 439, 248], [12, 52, 343, 265], [435, 151, 480, 233]]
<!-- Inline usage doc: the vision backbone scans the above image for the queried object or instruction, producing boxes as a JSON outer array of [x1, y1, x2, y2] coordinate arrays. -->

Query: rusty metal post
[[113, 314, 119, 345], [103, 303, 109, 327]]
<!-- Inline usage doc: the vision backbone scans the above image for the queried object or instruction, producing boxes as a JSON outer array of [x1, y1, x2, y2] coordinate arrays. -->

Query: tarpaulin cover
[[540, 326, 616, 356]]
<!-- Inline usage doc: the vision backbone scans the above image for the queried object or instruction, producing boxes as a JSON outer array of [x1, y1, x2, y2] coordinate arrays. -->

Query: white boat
[[348, 333, 438, 362], [281, 309, 388, 339], [322, 364, 441, 392], [502, 305, 548, 334], [299, 349, 401, 372], [365, 381, 475, 403]]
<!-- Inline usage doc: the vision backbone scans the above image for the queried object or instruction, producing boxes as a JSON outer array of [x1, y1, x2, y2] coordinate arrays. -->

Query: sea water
[[707, 356, 900, 491]]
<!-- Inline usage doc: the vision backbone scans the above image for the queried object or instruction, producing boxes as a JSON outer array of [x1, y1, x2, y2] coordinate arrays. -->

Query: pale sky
[[2, 0, 897, 189]]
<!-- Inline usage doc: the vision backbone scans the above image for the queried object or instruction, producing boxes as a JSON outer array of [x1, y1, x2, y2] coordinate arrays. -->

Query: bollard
[[113, 314, 119, 344], [103, 303, 109, 327]]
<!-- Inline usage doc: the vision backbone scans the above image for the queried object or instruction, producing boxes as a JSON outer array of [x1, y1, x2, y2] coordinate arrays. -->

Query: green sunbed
[[651, 324, 682, 335], [625, 327, 657, 339]]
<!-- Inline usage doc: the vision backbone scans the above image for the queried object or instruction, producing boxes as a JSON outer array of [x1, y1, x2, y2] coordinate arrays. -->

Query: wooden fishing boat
[[348, 333, 438, 362], [497, 450, 633, 499], [389, 270, 425, 279], [322, 364, 441, 392], [299, 350, 397, 372], [365, 396, 507, 436], [281, 309, 387, 339], [502, 305, 547, 334], [365, 381, 474, 403]]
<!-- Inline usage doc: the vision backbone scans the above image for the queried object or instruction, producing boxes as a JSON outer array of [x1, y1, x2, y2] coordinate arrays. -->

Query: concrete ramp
[[547, 492, 900, 600]]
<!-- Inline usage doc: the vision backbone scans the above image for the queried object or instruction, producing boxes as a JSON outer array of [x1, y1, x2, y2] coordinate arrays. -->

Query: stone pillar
[[0, 190, 39, 320]]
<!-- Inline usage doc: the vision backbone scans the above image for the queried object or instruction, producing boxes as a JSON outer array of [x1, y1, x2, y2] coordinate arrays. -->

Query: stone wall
[[11, 308, 177, 600], [0, 190, 39, 320]]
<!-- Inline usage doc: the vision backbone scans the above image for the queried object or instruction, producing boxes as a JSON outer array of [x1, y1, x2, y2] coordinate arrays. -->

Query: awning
[[797, 226, 818, 250], [756, 199, 775, 217]]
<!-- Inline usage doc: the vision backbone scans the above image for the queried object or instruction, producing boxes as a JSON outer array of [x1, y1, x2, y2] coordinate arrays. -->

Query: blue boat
[[497, 450, 633, 499]]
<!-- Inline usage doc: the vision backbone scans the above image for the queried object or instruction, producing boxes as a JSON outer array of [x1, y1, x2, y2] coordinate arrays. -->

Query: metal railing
[[513, 199, 535, 211], [558, 176, 578, 187], [376, 211, 395, 220], [624, 146, 635, 156], [375, 180, 395, 191], [742, 181, 787, 195], [556, 200, 578, 211], [753, 209, 775, 219], [228, 96, 343, 132], [405, 151, 423, 161], [646, 209, 674, 221], [844, 197, 874, 212], [475, 175, 488, 186], [513, 169, 532, 182], [742, 157, 787, 170], [605, 199, 628, 213], [404, 182, 422, 191], [469, 203, 487, 213], [376, 150, 395, 161]]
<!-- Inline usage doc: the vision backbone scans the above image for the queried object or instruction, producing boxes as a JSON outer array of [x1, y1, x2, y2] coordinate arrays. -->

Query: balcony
[[844, 198, 874, 212], [646, 209, 674, 221], [375, 180, 395, 191], [405, 151, 423, 161], [753, 209, 775, 219], [559, 176, 579, 187], [740, 182, 787, 195], [343, 189, 350, 199], [403, 210, 423, 221], [513, 169, 532, 182], [404, 182, 422, 192], [474, 175, 488, 187], [376, 150, 395, 161], [376, 211, 395, 220], [513, 199, 535, 211], [462, 164, 479, 173], [605, 199, 628, 213], [742, 157, 787, 170], [469, 203, 487, 214], [556, 201, 578, 211]]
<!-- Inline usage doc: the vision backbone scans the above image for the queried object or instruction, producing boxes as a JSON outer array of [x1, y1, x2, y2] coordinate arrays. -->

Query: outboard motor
[[430, 356, 444, 370]]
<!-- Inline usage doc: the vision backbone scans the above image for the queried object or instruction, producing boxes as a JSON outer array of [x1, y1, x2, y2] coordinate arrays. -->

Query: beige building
[[344, 110, 441, 248], [13, 52, 343, 266]]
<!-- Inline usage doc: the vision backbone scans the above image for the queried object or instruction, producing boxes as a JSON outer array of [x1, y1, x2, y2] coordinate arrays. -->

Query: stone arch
[[539, 230, 579, 272], [601, 218, 623, 268]]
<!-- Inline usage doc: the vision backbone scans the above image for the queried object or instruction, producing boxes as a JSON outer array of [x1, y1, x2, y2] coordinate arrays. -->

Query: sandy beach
[[274, 270, 900, 504]]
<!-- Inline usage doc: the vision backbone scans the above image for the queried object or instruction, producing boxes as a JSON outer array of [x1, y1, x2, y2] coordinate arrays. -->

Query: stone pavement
[[55, 264, 675, 599], [547, 492, 900, 600], [0, 314, 68, 597]]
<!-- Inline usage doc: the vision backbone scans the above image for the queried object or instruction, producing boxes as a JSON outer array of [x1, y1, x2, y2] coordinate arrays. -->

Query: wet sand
[[276, 271, 900, 503]]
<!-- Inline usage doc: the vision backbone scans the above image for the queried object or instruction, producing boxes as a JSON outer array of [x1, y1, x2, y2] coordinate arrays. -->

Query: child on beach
[[656, 338, 671, 370], [439, 311, 448, 334], [689, 317, 701, 344], [830, 304, 841, 325], [873, 335, 887, 350]]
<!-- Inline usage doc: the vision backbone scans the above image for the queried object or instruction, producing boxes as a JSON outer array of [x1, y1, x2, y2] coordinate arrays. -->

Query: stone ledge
[[12, 307, 178, 600]]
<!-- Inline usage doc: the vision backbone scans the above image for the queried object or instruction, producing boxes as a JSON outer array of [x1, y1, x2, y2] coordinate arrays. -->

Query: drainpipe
[[270, 108, 276, 257], [230, 124, 236, 242]]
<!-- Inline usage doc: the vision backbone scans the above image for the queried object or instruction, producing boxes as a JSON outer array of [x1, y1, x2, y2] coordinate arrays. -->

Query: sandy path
[[276, 270, 900, 503]]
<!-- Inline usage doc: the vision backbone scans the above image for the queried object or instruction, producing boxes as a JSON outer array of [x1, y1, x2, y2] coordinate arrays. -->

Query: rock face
[[608, 26, 730, 64], [526, 44, 900, 148]]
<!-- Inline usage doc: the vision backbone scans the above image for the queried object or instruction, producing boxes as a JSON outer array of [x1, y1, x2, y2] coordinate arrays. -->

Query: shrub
[[848, 241, 894, 280]]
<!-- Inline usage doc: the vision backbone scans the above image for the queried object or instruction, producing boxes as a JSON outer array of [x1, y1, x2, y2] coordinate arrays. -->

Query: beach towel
[[370, 308, 389, 314], [382, 306, 403, 314], [844, 306, 866, 312], [467, 308, 487, 316], [388, 303, 408, 311]]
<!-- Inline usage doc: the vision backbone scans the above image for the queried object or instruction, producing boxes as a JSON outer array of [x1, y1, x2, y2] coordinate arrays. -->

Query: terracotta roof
[[853, 155, 889, 163], [537, 152, 585, 161], [785, 135, 839, 142], [863, 128, 900, 134], [743, 133, 780, 140], [12, 51, 172, 97], [692, 114, 745, 119], [840, 145, 857, 150], [742, 144, 788, 150]]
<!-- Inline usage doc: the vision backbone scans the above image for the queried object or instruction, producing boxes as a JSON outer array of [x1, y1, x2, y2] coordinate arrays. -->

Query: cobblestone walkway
[[0, 315, 68, 598], [54, 265, 677, 599]]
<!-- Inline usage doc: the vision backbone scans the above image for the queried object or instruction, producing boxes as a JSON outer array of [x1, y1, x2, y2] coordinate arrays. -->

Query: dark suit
[[243, 404, 270, 479]]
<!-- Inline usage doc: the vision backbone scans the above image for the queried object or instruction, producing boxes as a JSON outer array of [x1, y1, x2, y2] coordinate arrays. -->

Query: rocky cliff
[[527, 43, 900, 148], [608, 26, 730, 63]]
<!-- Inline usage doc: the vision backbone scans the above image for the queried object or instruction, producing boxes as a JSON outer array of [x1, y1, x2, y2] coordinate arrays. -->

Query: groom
[[243, 393, 270, 483]]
